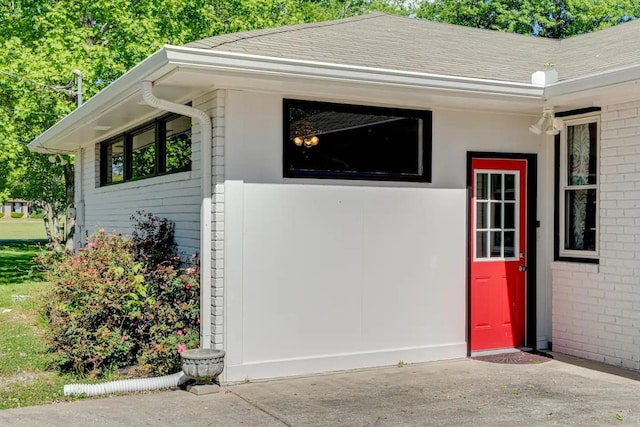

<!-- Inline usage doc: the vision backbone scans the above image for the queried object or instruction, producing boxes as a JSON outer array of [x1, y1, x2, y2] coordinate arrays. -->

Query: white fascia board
[[29, 44, 544, 153], [28, 48, 174, 153], [164, 45, 544, 99], [544, 63, 640, 100]]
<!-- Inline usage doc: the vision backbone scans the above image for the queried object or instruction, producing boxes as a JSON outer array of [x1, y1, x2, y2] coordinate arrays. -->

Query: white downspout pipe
[[72, 70, 85, 250], [141, 81, 213, 349]]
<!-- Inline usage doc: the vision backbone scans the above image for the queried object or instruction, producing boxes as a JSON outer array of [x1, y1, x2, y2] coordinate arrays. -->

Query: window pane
[[476, 173, 488, 200], [491, 174, 502, 200], [564, 188, 597, 251], [504, 174, 515, 201], [477, 202, 488, 229], [504, 231, 515, 258], [491, 202, 502, 228], [105, 138, 124, 183], [504, 202, 515, 229], [567, 123, 597, 185], [166, 116, 191, 173], [132, 127, 156, 179], [490, 231, 502, 257], [476, 231, 488, 258], [284, 100, 430, 181]]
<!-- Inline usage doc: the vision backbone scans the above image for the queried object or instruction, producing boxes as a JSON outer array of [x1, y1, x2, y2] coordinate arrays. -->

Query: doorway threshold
[[470, 347, 532, 358]]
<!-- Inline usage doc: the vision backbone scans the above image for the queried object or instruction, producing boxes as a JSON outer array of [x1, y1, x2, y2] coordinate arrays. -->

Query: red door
[[470, 158, 527, 351]]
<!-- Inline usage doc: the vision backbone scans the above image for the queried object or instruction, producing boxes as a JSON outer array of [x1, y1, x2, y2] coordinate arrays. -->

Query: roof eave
[[545, 63, 640, 101], [28, 45, 545, 153], [165, 45, 544, 98], [28, 48, 174, 153]]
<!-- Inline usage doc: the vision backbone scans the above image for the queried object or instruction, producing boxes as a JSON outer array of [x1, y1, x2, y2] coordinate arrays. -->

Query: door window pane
[[504, 174, 516, 200], [476, 231, 488, 258], [491, 174, 502, 200], [477, 202, 488, 228], [504, 203, 515, 229], [477, 173, 488, 200], [491, 202, 502, 228], [490, 231, 502, 257], [504, 231, 515, 258]]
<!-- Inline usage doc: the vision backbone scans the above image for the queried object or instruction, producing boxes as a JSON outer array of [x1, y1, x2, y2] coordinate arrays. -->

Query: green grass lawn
[[0, 242, 77, 409], [0, 219, 48, 240]]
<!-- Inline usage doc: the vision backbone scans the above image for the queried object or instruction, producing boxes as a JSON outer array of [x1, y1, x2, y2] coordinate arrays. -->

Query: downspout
[[141, 81, 213, 350], [73, 70, 85, 250]]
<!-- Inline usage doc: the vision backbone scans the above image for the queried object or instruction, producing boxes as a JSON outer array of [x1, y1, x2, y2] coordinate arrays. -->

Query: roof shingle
[[184, 12, 640, 84]]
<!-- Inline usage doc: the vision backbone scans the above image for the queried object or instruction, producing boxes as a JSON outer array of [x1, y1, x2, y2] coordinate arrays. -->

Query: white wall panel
[[224, 183, 467, 380]]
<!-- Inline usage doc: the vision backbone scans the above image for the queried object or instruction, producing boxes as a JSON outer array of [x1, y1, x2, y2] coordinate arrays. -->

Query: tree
[[416, 0, 640, 38], [0, 0, 410, 248]]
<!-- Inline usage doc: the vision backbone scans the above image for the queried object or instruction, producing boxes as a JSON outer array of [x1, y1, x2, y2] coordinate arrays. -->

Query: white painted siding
[[225, 183, 467, 381], [222, 90, 551, 380], [81, 116, 201, 257], [552, 101, 640, 370]]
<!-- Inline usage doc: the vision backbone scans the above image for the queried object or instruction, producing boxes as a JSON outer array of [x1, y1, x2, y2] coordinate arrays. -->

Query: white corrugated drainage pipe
[[63, 371, 188, 397]]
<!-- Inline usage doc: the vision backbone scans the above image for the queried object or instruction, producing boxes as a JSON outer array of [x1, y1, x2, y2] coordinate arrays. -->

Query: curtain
[[568, 124, 590, 250]]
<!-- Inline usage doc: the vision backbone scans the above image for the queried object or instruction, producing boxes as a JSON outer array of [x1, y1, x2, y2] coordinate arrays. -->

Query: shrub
[[0, 212, 3, 218], [131, 211, 178, 269], [11, 212, 24, 218], [30, 212, 44, 219], [40, 214, 200, 378]]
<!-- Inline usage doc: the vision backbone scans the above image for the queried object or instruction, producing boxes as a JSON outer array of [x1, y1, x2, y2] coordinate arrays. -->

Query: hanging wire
[[0, 69, 76, 95]]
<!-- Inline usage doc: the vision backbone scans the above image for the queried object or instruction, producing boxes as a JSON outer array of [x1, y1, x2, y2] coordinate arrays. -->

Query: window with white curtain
[[559, 116, 599, 259]]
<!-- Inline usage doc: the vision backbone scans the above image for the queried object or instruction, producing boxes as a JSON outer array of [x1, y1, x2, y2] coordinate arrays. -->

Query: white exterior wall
[[222, 90, 550, 381], [552, 101, 640, 370], [82, 114, 203, 256]]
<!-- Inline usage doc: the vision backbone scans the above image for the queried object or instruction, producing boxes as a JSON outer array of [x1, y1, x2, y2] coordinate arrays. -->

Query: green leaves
[[416, 0, 640, 38]]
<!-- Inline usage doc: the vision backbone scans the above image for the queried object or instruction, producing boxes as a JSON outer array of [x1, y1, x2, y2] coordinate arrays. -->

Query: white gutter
[[163, 45, 545, 99], [29, 45, 545, 153], [141, 81, 213, 350], [544, 62, 640, 99]]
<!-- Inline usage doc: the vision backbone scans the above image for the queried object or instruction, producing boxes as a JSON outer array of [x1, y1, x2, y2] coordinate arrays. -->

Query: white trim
[[472, 169, 520, 262], [224, 342, 467, 382], [545, 62, 640, 98], [558, 114, 600, 260], [93, 171, 192, 194], [28, 45, 545, 153], [165, 46, 544, 98]]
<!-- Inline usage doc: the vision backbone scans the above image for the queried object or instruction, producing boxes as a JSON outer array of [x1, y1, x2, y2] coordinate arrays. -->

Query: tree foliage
[[0, 0, 410, 245], [417, 0, 640, 38]]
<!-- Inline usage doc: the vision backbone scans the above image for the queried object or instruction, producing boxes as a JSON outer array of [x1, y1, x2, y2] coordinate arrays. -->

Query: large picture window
[[100, 113, 191, 186], [558, 116, 599, 260], [283, 99, 432, 182]]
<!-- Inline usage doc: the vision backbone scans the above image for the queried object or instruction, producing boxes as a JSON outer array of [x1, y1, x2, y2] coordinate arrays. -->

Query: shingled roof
[[184, 12, 640, 85]]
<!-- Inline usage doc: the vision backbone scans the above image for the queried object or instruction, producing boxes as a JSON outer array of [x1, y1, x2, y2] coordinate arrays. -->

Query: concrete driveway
[[2, 355, 640, 426]]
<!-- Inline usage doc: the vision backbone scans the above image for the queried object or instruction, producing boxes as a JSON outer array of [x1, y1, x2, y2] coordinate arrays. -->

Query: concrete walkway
[[2, 356, 640, 426]]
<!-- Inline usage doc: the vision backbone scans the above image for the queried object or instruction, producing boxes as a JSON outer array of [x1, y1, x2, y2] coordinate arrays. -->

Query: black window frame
[[553, 107, 601, 264], [99, 112, 191, 186], [283, 99, 432, 182]]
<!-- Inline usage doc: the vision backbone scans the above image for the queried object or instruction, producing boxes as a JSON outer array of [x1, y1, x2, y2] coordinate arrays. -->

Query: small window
[[283, 99, 432, 182], [558, 116, 599, 260], [103, 137, 125, 184], [99, 113, 191, 186]]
